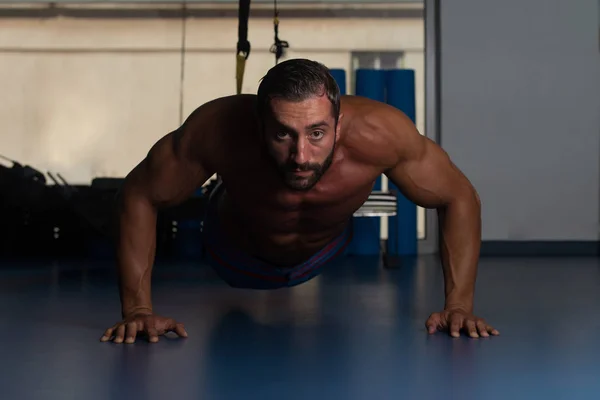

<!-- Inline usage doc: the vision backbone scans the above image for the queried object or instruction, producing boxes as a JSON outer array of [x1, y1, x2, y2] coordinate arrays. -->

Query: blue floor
[[1, 255, 600, 399]]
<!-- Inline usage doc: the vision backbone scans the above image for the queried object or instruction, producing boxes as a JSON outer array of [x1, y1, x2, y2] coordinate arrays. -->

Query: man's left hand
[[426, 308, 500, 338]]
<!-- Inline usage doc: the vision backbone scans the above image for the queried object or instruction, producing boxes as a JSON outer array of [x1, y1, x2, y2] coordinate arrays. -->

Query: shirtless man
[[100, 58, 499, 344]]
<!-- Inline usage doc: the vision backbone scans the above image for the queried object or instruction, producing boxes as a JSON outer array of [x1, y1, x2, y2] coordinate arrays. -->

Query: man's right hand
[[100, 312, 188, 344]]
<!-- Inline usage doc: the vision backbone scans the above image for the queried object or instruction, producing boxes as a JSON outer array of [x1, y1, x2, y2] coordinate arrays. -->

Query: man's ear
[[335, 113, 344, 141]]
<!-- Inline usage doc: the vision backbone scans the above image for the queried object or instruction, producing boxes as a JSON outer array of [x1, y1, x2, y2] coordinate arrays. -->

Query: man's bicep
[[385, 135, 473, 209]]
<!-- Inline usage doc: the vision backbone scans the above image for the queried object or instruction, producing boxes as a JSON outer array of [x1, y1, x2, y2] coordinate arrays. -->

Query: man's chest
[[218, 156, 381, 230]]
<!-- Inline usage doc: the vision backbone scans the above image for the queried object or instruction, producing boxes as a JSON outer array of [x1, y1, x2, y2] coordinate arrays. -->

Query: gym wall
[[0, 3, 424, 186], [439, 0, 600, 245]]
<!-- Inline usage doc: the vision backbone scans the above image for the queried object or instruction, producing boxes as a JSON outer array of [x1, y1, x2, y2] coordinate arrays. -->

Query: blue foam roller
[[348, 69, 387, 256], [349, 217, 382, 257], [355, 69, 386, 104], [385, 69, 417, 256], [386, 69, 416, 123], [355, 69, 386, 191], [329, 69, 347, 95]]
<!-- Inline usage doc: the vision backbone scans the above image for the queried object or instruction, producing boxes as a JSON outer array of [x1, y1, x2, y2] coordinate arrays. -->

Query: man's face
[[263, 95, 340, 191]]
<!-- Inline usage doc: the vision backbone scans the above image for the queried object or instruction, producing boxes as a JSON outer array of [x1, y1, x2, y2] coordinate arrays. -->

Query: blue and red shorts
[[201, 182, 352, 289]]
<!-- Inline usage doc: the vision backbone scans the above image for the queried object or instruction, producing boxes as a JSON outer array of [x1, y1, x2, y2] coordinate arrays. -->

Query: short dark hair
[[256, 58, 341, 121]]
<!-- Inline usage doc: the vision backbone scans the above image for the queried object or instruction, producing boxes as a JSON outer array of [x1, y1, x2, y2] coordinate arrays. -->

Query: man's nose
[[291, 137, 309, 165]]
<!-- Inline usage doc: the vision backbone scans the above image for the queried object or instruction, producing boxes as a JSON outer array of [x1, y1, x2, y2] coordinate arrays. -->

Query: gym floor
[[1, 255, 599, 399]]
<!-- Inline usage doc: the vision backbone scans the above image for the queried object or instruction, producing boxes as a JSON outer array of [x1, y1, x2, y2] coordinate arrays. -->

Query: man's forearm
[[116, 191, 158, 318], [437, 189, 481, 313]]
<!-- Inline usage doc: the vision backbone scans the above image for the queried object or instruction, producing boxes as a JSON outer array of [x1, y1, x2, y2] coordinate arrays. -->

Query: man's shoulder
[[341, 96, 419, 169], [341, 95, 414, 132], [176, 94, 259, 166], [181, 94, 258, 138], [185, 94, 257, 127]]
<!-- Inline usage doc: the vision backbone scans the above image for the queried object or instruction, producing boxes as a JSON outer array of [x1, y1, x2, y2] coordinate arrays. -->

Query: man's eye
[[276, 132, 290, 139], [310, 131, 324, 140]]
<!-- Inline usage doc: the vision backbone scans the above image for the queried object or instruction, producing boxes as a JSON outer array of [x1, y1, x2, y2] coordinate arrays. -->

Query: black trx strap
[[269, 0, 288, 64], [236, 0, 251, 94]]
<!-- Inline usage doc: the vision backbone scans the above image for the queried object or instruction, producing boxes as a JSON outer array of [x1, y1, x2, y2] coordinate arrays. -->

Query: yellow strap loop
[[236, 53, 247, 95]]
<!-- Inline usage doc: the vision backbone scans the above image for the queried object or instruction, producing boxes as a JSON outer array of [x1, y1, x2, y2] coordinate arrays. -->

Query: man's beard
[[280, 146, 335, 191], [261, 123, 337, 191]]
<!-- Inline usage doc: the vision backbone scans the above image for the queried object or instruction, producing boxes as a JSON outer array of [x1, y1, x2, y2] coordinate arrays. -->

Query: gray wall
[[440, 0, 600, 241]]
